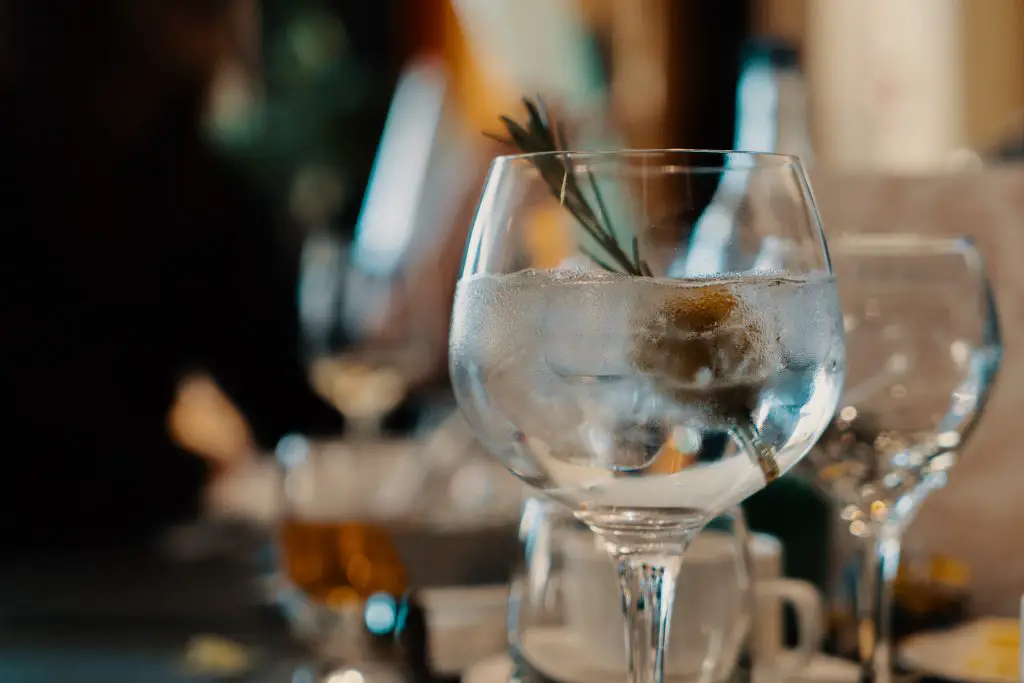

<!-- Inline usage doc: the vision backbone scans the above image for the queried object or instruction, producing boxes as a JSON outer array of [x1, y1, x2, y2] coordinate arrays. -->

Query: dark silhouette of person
[[0, 0, 342, 549]]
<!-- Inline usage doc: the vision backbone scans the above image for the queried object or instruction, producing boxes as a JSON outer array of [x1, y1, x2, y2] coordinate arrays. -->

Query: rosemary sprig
[[486, 97, 649, 276]]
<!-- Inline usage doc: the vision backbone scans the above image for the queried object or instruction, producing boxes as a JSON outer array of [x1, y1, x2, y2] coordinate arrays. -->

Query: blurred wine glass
[[301, 236, 443, 439], [298, 58, 471, 440], [800, 233, 1001, 683]]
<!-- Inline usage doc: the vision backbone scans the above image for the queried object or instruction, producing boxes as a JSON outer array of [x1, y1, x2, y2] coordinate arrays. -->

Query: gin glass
[[449, 150, 844, 683], [802, 233, 1001, 683]]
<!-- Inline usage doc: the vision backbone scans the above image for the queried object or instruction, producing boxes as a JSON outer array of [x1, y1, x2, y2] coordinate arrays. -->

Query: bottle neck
[[774, 68, 814, 162], [735, 61, 813, 162]]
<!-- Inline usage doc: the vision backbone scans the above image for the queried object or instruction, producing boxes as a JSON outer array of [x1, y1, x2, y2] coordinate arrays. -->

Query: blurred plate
[[898, 618, 1019, 683], [461, 651, 858, 683], [421, 585, 508, 676]]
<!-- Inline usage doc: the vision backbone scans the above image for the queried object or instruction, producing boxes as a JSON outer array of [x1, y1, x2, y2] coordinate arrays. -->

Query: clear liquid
[[450, 268, 844, 523]]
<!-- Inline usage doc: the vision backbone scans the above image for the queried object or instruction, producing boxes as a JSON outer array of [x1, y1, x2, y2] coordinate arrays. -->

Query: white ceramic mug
[[560, 528, 823, 681]]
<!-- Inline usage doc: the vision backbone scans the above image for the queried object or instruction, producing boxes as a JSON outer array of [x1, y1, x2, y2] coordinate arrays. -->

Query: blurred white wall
[[807, 0, 963, 171], [758, 0, 1024, 170]]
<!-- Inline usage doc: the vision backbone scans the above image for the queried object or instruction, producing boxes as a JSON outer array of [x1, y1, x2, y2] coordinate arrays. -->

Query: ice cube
[[540, 272, 636, 379]]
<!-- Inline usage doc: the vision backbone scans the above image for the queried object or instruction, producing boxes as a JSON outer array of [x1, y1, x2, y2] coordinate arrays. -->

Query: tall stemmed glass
[[803, 234, 1001, 683], [300, 240, 444, 439], [449, 149, 845, 683]]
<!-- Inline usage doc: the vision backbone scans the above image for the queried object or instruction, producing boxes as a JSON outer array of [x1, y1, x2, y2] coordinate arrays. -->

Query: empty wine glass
[[801, 233, 1001, 683], [449, 149, 845, 683], [300, 233, 444, 439]]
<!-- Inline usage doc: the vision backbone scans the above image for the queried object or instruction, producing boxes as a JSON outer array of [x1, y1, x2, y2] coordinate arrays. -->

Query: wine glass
[[300, 234, 444, 439], [802, 233, 1001, 683], [449, 149, 844, 683]]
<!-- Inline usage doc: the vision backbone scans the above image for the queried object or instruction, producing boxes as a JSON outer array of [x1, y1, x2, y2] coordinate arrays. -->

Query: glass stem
[[597, 531, 695, 683], [855, 524, 903, 683], [347, 415, 383, 440]]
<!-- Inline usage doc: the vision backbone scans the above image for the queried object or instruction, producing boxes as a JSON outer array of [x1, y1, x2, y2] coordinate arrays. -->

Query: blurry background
[[181, 0, 1024, 458], [22, 0, 1019, 610], [187, 0, 1024, 633], [3, 0, 1024, 677], [188, 0, 1024, 604]]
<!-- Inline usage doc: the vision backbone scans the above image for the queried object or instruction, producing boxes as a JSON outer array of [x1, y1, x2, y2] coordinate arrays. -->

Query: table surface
[[0, 516, 518, 683], [0, 524, 305, 682]]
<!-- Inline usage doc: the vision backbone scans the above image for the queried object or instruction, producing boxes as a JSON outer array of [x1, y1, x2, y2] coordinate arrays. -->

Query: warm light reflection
[[279, 519, 408, 606], [309, 356, 407, 422], [167, 374, 253, 474], [326, 670, 366, 683], [523, 204, 575, 268]]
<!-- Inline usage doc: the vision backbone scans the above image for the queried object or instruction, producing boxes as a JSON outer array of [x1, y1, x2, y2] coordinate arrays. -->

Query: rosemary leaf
[[487, 97, 645, 276], [579, 247, 617, 274], [522, 98, 557, 150]]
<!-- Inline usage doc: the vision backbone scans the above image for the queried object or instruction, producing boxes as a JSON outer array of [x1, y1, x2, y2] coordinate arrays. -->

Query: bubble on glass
[[881, 324, 903, 340], [929, 452, 957, 473], [865, 298, 882, 319], [889, 384, 908, 399], [949, 340, 971, 367], [886, 354, 909, 374]]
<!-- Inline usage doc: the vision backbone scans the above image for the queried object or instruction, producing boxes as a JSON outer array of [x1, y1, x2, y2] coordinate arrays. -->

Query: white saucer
[[463, 653, 514, 683], [898, 619, 1019, 683], [490, 626, 858, 683], [420, 584, 509, 676], [520, 626, 693, 683], [463, 651, 858, 683]]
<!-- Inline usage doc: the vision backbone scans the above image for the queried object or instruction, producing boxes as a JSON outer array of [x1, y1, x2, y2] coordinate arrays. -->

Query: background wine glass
[[300, 232, 445, 439], [801, 233, 1001, 683], [449, 147, 844, 683]]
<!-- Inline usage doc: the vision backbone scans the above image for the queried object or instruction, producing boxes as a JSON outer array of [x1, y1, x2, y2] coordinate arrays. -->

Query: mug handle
[[756, 578, 823, 677]]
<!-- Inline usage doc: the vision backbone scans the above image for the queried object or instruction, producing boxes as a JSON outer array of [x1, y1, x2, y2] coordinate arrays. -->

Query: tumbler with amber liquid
[[275, 436, 411, 614]]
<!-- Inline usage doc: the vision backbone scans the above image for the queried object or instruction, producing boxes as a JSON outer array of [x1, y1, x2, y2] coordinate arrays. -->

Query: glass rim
[[492, 148, 803, 168], [830, 232, 987, 275], [830, 232, 977, 254]]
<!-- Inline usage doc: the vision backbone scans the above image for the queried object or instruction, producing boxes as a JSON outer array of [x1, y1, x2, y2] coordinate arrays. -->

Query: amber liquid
[[280, 519, 409, 606]]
